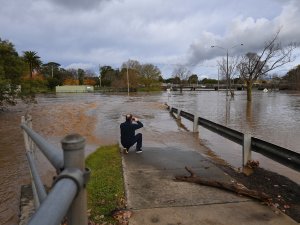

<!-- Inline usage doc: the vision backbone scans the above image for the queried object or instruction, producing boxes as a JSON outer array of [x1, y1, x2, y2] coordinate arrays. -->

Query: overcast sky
[[1, 0, 300, 78]]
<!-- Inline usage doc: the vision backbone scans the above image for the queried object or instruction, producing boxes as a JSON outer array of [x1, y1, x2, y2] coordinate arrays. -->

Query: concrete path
[[122, 146, 297, 225]]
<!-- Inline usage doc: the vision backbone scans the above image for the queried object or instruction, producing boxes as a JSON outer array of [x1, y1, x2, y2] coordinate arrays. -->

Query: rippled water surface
[[0, 91, 299, 225]]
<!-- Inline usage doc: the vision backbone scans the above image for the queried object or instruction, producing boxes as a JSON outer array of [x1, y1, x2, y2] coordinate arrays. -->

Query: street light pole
[[211, 44, 243, 96], [226, 49, 229, 96]]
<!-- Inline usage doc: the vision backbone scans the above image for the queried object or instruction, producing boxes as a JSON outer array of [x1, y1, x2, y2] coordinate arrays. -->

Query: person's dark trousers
[[133, 133, 142, 150], [123, 133, 142, 150]]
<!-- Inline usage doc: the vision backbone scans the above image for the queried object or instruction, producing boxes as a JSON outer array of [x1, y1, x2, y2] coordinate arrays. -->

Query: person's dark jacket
[[120, 120, 143, 147]]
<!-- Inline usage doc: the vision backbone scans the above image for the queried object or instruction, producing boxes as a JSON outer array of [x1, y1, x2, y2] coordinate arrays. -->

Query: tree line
[[1, 30, 299, 109], [0, 38, 101, 109]]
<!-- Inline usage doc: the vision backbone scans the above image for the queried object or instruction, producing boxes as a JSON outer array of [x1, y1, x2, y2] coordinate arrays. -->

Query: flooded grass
[[85, 144, 125, 224]]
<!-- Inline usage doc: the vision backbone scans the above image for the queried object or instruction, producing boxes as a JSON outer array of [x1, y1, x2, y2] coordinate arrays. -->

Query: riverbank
[[122, 146, 297, 224], [215, 162, 300, 222]]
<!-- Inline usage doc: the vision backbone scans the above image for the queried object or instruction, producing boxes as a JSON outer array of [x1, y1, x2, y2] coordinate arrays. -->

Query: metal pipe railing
[[26, 152, 47, 203], [167, 105, 300, 172], [61, 134, 88, 225], [21, 116, 89, 225], [28, 178, 78, 225], [20, 123, 64, 171]]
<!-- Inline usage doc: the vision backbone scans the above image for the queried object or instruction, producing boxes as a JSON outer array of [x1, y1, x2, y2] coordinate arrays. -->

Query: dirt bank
[[216, 163, 300, 222]]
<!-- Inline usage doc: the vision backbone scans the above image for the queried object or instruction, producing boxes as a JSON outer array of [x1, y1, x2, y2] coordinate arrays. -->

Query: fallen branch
[[175, 166, 271, 202]]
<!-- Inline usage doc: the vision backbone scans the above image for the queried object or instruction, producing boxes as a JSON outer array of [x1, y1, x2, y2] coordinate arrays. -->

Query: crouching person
[[120, 114, 143, 154]]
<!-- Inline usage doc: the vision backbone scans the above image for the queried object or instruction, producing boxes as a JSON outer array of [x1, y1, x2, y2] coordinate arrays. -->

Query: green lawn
[[85, 144, 125, 224]]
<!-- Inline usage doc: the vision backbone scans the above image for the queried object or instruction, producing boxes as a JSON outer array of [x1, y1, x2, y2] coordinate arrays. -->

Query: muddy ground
[[215, 162, 300, 222]]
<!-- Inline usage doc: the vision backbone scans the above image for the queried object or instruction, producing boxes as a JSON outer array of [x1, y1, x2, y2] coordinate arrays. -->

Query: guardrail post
[[193, 113, 199, 133], [243, 133, 252, 166], [61, 134, 88, 225], [177, 109, 181, 120], [169, 106, 172, 113]]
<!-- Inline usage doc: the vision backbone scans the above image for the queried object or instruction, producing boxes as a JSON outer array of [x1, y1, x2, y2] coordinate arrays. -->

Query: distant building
[[55, 85, 94, 93]]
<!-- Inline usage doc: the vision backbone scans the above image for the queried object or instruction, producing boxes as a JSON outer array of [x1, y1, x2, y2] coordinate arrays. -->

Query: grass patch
[[86, 144, 125, 224]]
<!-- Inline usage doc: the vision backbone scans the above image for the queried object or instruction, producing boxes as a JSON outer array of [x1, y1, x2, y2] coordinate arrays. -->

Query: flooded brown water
[[0, 91, 299, 225]]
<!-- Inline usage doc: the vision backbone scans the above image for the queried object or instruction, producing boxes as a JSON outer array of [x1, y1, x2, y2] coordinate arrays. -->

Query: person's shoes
[[123, 148, 129, 154], [136, 149, 143, 154]]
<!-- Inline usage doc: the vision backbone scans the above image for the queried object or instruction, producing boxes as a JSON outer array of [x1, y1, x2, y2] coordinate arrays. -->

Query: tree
[[283, 64, 300, 90], [23, 51, 42, 78], [218, 56, 239, 95], [42, 62, 61, 78], [0, 38, 24, 109], [77, 68, 85, 85], [201, 78, 218, 84], [172, 65, 191, 92], [140, 63, 161, 88], [121, 59, 141, 72], [188, 74, 198, 84], [238, 31, 297, 101], [115, 59, 142, 91], [100, 66, 117, 86]]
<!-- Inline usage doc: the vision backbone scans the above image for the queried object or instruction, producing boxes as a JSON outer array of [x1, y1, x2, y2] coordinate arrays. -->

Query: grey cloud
[[1, 0, 299, 78], [50, 0, 112, 10]]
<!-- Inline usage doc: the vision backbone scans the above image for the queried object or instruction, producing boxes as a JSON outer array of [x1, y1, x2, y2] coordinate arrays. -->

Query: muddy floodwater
[[0, 90, 300, 225]]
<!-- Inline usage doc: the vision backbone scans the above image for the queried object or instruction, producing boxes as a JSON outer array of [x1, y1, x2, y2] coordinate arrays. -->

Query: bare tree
[[218, 56, 240, 96], [238, 30, 297, 101], [172, 65, 191, 92]]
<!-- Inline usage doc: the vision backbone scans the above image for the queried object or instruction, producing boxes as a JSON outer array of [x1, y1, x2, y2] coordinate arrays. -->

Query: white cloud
[[188, 0, 300, 68], [65, 63, 95, 70]]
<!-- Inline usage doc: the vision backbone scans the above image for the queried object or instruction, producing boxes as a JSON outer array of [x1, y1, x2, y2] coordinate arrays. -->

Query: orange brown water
[[1, 91, 300, 225]]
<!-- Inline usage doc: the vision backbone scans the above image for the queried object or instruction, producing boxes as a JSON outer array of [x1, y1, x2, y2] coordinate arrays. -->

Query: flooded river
[[0, 90, 299, 225]]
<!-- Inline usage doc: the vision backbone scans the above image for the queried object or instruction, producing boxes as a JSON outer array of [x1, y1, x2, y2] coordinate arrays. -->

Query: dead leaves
[[111, 209, 132, 225]]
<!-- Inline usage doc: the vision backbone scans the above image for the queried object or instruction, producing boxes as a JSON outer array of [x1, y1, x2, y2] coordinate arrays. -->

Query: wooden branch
[[175, 166, 271, 202]]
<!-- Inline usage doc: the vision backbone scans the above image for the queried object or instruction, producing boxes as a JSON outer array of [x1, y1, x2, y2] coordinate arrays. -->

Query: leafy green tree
[[23, 51, 42, 78], [282, 64, 300, 90], [140, 64, 161, 88], [113, 60, 142, 91], [188, 74, 198, 84], [41, 62, 61, 78], [100, 66, 117, 86], [78, 68, 85, 85], [201, 78, 218, 84], [0, 38, 24, 109]]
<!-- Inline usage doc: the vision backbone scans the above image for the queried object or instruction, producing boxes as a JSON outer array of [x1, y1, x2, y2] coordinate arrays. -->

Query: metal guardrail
[[20, 115, 89, 225], [167, 105, 300, 172]]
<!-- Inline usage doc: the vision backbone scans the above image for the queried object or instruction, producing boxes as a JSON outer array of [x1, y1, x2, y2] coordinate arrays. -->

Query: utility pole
[[226, 50, 229, 96], [218, 67, 220, 92], [126, 62, 129, 96], [98, 65, 101, 87]]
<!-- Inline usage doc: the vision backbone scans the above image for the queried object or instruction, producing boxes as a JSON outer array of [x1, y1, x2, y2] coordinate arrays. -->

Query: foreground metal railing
[[167, 105, 300, 172], [21, 115, 90, 225]]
